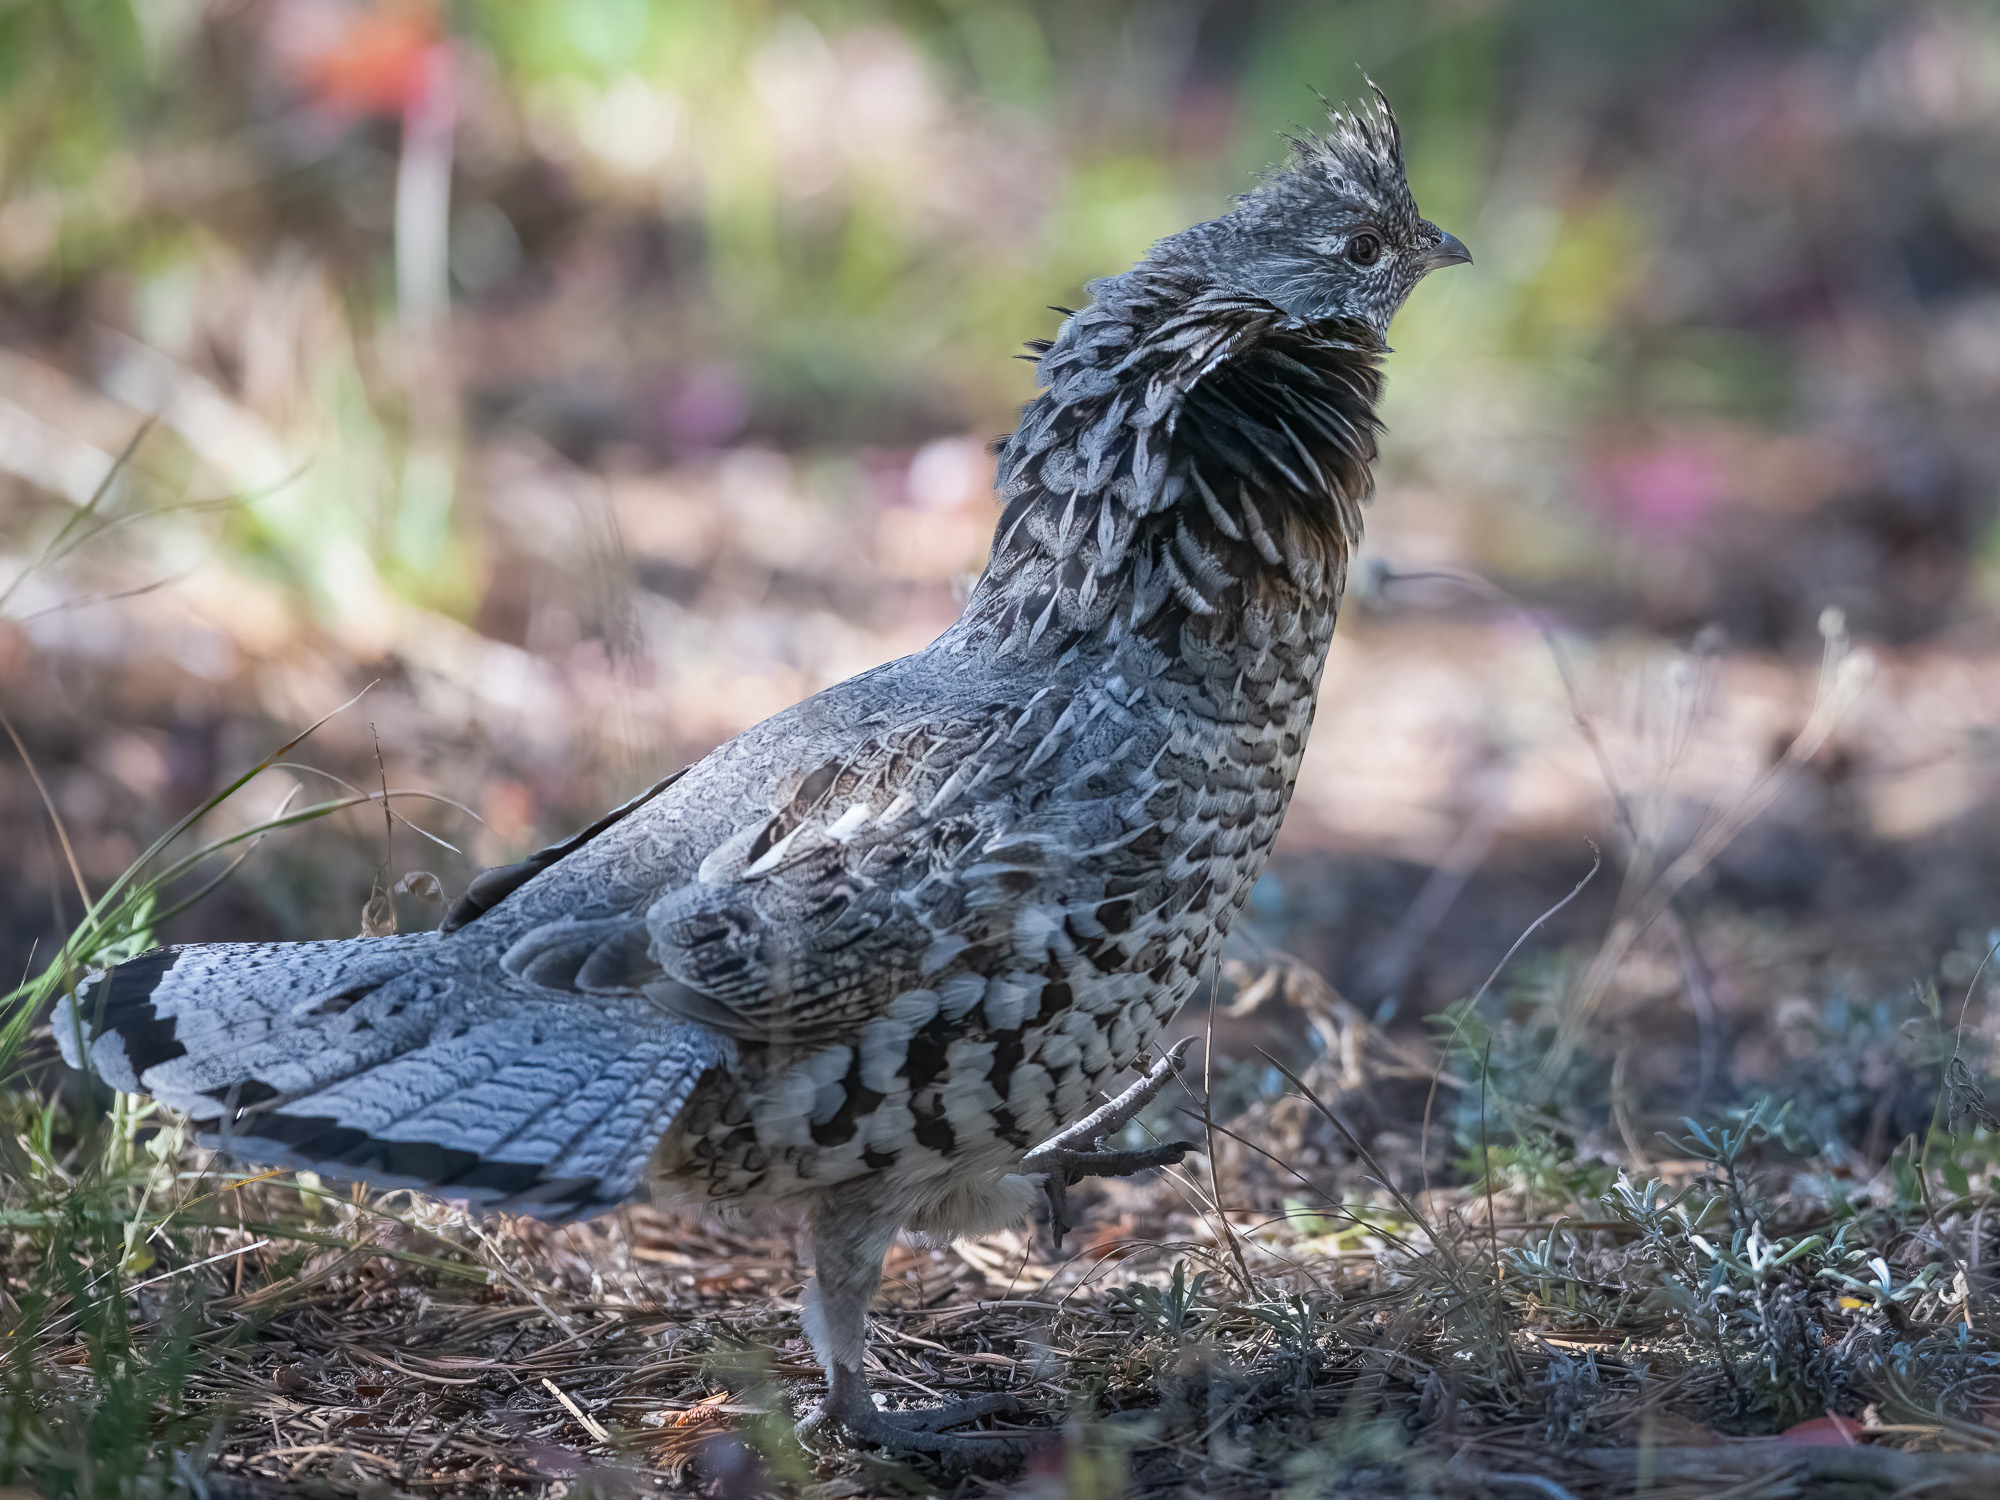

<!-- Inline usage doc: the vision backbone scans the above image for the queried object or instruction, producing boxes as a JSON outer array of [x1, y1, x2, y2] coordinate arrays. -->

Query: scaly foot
[[795, 1363, 1025, 1459], [1020, 1039, 1200, 1247]]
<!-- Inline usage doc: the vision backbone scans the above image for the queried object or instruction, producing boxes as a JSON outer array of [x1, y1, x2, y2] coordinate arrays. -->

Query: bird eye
[[1347, 232, 1383, 266]]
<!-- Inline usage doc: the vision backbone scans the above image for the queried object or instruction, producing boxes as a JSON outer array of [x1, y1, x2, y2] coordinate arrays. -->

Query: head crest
[[1284, 81, 1407, 206]]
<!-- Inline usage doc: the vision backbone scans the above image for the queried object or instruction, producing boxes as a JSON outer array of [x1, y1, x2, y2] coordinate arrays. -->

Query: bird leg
[[1020, 1038, 1200, 1248], [794, 1193, 1023, 1458]]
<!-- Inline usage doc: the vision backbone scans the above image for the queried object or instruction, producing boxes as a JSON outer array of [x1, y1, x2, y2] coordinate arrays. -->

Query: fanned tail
[[54, 938, 724, 1218]]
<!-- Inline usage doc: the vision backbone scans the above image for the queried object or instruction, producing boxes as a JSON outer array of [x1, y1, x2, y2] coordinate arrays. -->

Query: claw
[[1035, 1139, 1196, 1249], [797, 1366, 1026, 1461], [1021, 1040, 1200, 1248], [1022, 1038, 1197, 1163]]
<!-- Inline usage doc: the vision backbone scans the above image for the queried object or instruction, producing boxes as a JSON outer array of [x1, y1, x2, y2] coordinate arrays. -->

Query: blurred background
[[7, 0, 2000, 1125]]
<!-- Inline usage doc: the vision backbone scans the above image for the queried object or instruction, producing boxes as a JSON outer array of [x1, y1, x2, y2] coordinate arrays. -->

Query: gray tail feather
[[55, 938, 726, 1219]]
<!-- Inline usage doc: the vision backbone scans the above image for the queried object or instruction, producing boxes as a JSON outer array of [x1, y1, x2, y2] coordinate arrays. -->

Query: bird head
[[1190, 87, 1470, 334]]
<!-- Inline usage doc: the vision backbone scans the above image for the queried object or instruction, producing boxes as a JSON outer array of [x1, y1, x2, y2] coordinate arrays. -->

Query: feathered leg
[[794, 1191, 1020, 1457]]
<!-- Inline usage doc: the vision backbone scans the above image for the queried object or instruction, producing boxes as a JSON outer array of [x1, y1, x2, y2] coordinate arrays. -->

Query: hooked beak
[[1423, 230, 1473, 271]]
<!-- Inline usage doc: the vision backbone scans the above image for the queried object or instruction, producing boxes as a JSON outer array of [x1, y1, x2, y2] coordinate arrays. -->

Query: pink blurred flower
[[1594, 442, 1726, 533], [663, 366, 751, 451]]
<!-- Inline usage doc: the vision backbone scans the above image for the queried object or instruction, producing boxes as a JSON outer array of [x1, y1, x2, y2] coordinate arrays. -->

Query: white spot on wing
[[824, 803, 872, 841], [743, 826, 803, 878]]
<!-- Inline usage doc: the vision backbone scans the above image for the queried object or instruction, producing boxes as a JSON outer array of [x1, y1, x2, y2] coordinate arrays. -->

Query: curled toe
[[800, 1387, 1027, 1458]]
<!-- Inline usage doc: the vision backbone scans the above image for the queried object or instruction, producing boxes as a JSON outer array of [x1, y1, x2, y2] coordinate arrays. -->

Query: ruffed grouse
[[57, 92, 1466, 1453]]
